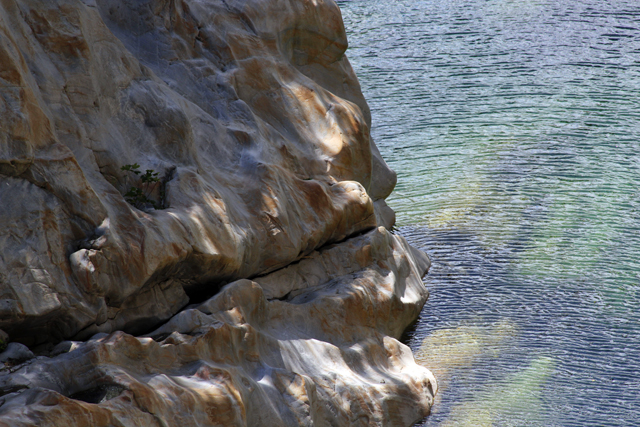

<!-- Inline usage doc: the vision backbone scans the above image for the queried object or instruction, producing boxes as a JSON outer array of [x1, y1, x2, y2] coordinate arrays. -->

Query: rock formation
[[0, 0, 435, 425], [0, 227, 435, 426]]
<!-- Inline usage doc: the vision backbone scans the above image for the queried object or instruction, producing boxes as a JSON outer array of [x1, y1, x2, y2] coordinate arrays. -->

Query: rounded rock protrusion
[[0, 342, 35, 364]]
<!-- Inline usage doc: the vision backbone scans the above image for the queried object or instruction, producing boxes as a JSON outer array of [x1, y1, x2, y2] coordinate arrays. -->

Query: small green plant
[[121, 163, 161, 210]]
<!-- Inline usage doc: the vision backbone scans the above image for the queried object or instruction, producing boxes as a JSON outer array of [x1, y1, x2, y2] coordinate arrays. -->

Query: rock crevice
[[0, 0, 436, 424], [0, 228, 436, 426], [0, 0, 392, 344]]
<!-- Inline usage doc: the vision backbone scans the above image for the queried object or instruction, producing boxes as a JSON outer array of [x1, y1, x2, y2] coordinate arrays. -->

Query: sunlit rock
[[0, 228, 436, 426], [0, 0, 436, 423], [0, 0, 399, 345]]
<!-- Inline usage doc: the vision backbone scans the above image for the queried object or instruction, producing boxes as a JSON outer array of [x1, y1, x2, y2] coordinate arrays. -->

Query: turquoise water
[[338, 1, 640, 425]]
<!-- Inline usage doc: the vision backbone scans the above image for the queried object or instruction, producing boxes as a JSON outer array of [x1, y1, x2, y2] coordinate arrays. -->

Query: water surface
[[338, 0, 640, 425]]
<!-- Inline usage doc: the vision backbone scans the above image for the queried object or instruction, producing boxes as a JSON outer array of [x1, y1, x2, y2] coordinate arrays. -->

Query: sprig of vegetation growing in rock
[[121, 163, 162, 210]]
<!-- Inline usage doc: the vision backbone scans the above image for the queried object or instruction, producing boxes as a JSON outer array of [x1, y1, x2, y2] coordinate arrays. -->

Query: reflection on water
[[438, 356, 555, 427], [338, 0, 640, 425], [414, 319, 519, 389]]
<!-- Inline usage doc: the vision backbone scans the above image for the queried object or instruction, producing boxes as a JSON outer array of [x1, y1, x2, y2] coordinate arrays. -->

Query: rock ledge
[[0, 228, 436, 426]]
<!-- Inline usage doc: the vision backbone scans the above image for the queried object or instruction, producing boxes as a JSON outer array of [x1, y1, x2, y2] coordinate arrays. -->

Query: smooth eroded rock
[[0, 228, 435, 426], [0, 343, 34, 364], [0, 0, 397, 345]]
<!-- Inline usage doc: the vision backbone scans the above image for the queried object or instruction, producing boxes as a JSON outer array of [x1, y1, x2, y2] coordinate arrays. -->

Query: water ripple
[[339, 0, 640, 425]]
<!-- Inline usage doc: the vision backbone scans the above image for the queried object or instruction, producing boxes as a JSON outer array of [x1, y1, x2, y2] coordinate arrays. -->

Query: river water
[[337, 1, 640, 425]]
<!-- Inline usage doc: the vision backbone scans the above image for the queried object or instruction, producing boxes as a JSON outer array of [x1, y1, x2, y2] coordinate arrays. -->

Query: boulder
[[0, 0, 396, 345], [0, 228, 436, 426], [0, 343, 34, 364], [0, 0, 436, 424]]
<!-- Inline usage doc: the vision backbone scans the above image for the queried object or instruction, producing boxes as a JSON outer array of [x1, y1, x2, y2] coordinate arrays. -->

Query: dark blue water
[[338, 1, 640, 425]]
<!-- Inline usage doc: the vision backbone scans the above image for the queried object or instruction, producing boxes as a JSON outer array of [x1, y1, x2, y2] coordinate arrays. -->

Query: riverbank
[[0, 0, 435, 425]]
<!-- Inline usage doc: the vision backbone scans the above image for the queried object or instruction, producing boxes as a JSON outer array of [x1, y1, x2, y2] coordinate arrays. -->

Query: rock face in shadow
[[0, 228, 436, 426], [0, 0, 397, 345], [0, 0, 437, 424]]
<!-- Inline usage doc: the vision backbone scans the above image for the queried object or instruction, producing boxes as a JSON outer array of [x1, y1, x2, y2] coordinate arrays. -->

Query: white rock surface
[[0, 0, 397, 345], [0, 0, 437, 424], [0, 228, 436, 426]]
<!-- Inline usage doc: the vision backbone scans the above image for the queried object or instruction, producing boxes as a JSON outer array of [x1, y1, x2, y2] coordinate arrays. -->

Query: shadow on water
[[393, 184, 640, 427], [398, 223, 551, 425], [338, 0, 640, 424]]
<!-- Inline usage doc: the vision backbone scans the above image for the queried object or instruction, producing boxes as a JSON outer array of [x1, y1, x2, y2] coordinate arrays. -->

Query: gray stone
[[49, 341, 81, 357], [0, 343, 34, 364]]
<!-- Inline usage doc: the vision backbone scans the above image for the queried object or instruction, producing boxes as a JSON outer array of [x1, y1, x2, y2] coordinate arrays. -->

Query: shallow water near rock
[[339, 0, 640, 425]]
